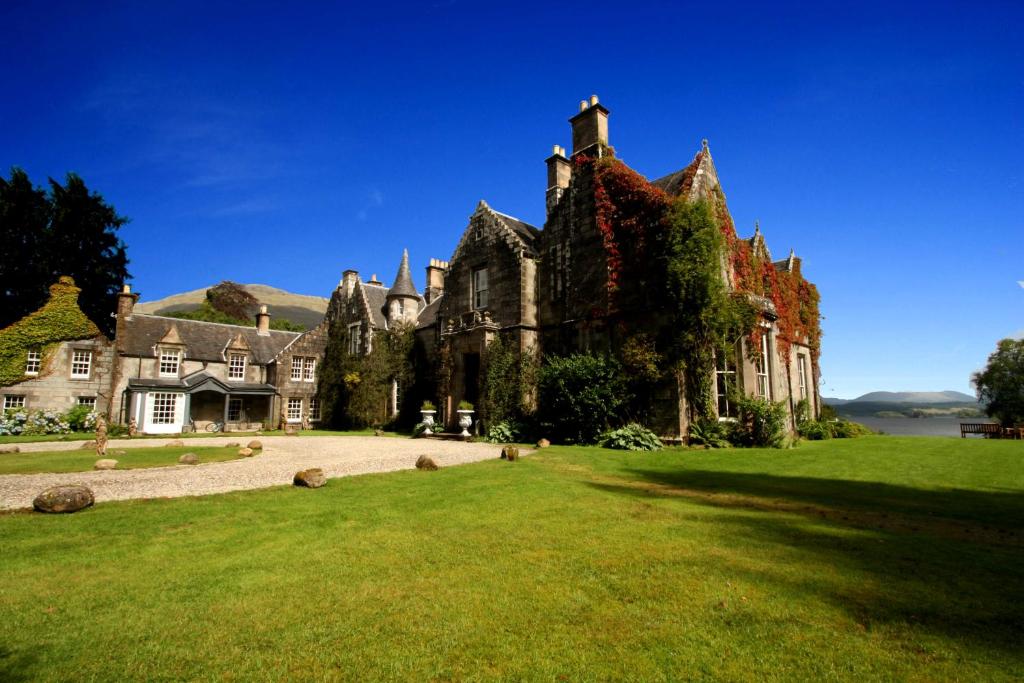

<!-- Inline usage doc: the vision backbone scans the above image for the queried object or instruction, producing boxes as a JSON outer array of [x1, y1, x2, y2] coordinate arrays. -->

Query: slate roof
[[387, 249, 419, 298], [650, 151, 703, 197], [120, 314, 300, 364], [416, 296, 442, 330], [493, 210, 541, 247], [128, 370, 277, 395], [361, 283, 390, 329]]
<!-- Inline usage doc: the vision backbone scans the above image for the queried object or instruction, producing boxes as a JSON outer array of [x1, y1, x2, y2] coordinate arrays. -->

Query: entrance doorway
[[462, 352, 480, 407]]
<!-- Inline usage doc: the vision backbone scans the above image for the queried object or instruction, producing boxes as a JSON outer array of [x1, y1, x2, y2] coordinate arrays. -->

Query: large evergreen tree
[[0, 168, 130, 336]]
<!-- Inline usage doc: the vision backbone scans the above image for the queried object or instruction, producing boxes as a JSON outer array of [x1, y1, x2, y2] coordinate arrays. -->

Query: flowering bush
[[0, 409, 72, 435], [600, 423, 662, 451], [64, 405, 97, 432]]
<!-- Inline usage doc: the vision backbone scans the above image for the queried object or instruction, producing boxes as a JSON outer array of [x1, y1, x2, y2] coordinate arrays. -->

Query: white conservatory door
[[143, 391, 185, 434]]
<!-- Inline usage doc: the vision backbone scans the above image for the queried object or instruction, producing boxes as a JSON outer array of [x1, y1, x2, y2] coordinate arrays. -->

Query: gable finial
[[754, 219, 760, 235], [702, 138, 709, 150]]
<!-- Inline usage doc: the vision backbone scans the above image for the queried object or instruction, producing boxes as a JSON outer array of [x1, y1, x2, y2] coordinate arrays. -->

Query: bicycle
[[206, 420, 224, 433]]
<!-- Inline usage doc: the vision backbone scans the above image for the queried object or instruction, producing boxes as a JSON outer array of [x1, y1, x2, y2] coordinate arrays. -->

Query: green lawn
[[0, 445, 248, 474], [0, 436, 1021, 681], [0, 428, 401, 444]]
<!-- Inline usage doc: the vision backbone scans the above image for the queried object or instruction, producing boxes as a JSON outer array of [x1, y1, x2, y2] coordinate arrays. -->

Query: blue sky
[[1, 1, 1021, 398]]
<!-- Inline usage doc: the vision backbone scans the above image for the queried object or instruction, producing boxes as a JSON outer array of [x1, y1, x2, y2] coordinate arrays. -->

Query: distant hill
[[826, 391, 977, 405], [136, 284, 328, 329], [822, 391, 982, 419]]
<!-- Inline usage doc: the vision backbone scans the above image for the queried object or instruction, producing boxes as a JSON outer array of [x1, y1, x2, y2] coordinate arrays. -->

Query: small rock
[[501, 446, 520, 461], [166, 439, 185, 447], [178, 453, 199, 465], [112, 449, 127, 456], [415, 454, 439, 471], [374, 429, 384, 437], [238, 447, 254, 457], [94, 459, 118, 470], [80, 441, 97, 450], [536, 438, 551, 448], [293, 468, 326, 488], [247, 440, 263, 450], [225, 442, 241, 448], [33, 485, 94, 513], [0, 445, 20, 454]]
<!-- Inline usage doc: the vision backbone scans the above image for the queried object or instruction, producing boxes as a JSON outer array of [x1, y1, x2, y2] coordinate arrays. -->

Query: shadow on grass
[[587, 468, 1024, 655], [0, 645, 38, 682]]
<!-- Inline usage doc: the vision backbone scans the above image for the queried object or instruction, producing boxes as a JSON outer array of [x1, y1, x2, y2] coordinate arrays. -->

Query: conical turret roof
[[387, 249, 418, 298]]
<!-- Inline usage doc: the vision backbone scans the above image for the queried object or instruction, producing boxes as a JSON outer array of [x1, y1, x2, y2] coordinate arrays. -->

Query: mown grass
[[0, 445, 248, 474], [0, 436, 1021, 681]]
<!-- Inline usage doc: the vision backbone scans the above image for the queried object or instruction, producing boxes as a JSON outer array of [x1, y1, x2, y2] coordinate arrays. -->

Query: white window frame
[[472, 267, 489, 310], [25, 350, 41, 376], [290, 356, 304, 381], [159, 348, 181, 378], [308, 397, 320, 421], [228, 353, 247, 380], [150, 392, 178, 425], [286, 397, 303, 423], [755, 333, 772, 399], [3, 395, 26, 410], [77, 396, 97, 408], [227, 397, 243, 422], [797, 354, 808, 401], [71, 350, 92, 379], [715, 348, 737, 420], [303, 357, 316, 383], [347, 324, 362, 355]]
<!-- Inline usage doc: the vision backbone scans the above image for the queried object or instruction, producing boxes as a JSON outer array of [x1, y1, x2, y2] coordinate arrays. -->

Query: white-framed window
[[797, 354, 809, 401], [228, 398, 243, 422], [3, 395, 26, 410], [472, 267, 489, 309], [755, 333, 771, 399], [77, 396, 96, 408], [151, 392, 178, 424], [291, 356, 303, 380], [715, 348, 737, 419], [25, 350, 41, 376], [159, 348, 181, 377], [309, 397, 320, 421], [303, 357, 316, 383], [71, 350, 92, 379], [228, 353, 246, 380], [287, 397, 303, 422], [348, 323, 362, 355]]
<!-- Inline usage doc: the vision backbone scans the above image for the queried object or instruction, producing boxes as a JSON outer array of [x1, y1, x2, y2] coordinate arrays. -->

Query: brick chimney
[[255, 304, 271, 335], [340, 269, 358, 297], [425, 258, 448, 304], [545, 144, 571, 215], [116, 283, 137, 320], [569, 94, 610, 158]]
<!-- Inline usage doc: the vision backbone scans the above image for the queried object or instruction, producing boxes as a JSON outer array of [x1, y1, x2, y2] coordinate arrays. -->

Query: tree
[[972, 338, 1024, 427], [0, 169, 130, 336]]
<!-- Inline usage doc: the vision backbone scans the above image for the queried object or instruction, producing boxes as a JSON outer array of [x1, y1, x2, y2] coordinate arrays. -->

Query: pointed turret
[[386, 249, 420, 324]]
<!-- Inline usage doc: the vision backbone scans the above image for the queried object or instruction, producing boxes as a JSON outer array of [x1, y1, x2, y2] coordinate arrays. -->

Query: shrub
[[486, 420, 523, 444], [64, 405, 97, 432], [458, 400, 474, 411], [689, 418, 731, 448], [538, 353, 627, 444], [832, 419, 873, 438], [600, 423, 662, 451], [731, 395, 788, 448], [798, 419, 833, 440], [0, 409, 71, 436], [420, 400, 436, 411]]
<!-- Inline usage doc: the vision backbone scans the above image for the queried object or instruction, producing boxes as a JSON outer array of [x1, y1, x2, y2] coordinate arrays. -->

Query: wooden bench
[[960, 423, 1003, 438]]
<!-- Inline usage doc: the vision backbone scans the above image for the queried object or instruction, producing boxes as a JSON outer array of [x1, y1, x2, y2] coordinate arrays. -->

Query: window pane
[[287, 398, 302, 421], [303, 357, 316, 382], [291, 357, 303, 380], [228, 353, 246, 380], [151, 393, 177, 424], [71, 350, 92, 378], [77, 396, 96, 407], [25, 350, 41, 375], [159, 349, 180, 376], [3, 396, 26, 410], [228, 398, 242, 421]]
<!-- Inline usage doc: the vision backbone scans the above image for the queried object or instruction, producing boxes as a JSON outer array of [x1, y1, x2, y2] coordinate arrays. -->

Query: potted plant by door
[[456, 401, 475, 439], [420, 400, 437, 436]]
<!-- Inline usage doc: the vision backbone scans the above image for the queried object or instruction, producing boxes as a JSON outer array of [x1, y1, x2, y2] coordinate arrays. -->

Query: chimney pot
[[122, 284, 131, 294], [256, 305, 271, 335], [579, 100, 588, 112], [590, 94, 599, 106]]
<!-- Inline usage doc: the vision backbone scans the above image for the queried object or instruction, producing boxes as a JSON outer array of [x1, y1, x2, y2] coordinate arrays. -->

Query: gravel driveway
[[0, 436, 514, 511]]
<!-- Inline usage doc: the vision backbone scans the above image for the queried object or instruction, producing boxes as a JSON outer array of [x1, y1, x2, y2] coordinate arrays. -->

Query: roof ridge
[[133, 313, 301, 336]]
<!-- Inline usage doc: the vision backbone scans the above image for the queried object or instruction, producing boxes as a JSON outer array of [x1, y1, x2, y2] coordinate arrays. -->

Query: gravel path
[[0, 436, 515, 511]]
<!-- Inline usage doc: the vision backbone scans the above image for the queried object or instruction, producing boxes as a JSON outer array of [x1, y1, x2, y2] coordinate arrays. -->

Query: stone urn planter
[[420, 410, 436, 436], [457, 409, 474, 438]]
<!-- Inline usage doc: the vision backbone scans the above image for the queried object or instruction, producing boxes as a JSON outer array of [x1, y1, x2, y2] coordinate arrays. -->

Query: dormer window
[[25, 350, 41, 376], [472, 267, 488, 309], [159, 348, 181, 377], [228, 353, 246, 380]]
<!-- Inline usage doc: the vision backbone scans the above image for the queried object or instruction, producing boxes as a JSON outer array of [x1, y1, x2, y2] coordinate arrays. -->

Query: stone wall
[[1, 337, 115, 415]]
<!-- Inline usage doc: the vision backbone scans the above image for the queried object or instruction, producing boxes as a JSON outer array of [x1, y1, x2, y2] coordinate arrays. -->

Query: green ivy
[[0, 277, 101, 387]]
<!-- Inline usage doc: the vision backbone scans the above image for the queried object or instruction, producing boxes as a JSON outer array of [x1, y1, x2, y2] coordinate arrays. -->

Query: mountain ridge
[[135, 283, 329, 329]]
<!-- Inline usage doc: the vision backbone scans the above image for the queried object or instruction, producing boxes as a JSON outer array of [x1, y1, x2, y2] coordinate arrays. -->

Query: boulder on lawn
[[166, 439, 185, 447], [374, 428, 384, 437], [33, 485, 94, 513], [415, 454, 439, 471], [238, 447, 254, 457], [536, 438, 550, 449], [79, 440, 97, 450], [501, 446, 520, 461], [178, 453, 199, 465], [225, 442, 241, 448], [293, 468, 326, 488], [0, 445, 20, 454], [94, 459, 118, 470], [247, 440, 263, 450]]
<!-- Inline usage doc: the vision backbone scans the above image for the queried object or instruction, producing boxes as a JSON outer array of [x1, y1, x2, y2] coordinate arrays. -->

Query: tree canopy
[[0, 168, 130, 336], [972, 338, 1024, 427]]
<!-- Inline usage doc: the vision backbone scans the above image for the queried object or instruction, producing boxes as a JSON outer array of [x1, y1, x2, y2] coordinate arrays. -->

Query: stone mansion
[[1, 97, 821, 438]]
